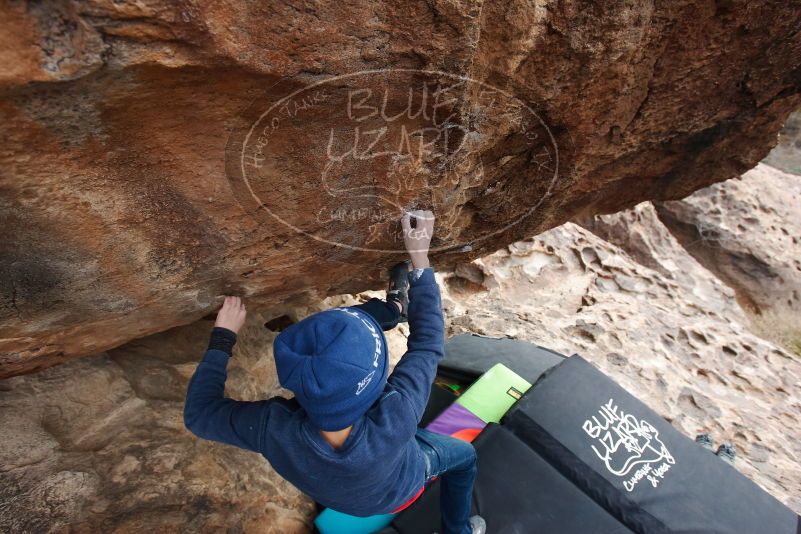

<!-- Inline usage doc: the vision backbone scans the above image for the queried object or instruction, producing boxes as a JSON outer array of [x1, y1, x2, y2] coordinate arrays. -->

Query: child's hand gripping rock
[[401, 209, 435, 269]]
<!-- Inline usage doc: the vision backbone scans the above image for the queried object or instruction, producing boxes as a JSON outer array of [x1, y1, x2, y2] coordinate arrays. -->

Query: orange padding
[[391, 484, 427, 513], [451, 427, 482, 442]]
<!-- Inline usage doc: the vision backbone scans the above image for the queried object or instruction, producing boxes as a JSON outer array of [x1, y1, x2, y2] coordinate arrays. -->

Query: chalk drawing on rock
[[225, 69, 558, 253]]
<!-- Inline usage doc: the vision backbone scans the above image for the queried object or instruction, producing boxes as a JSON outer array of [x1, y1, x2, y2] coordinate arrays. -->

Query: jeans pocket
[[422, 445, 444, 479], [422, 449, 432, 480], [416, 441, 438, 480]]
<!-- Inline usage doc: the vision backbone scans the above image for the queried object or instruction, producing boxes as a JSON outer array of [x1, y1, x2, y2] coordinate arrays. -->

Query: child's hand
[[214, 296, 247, 334], [402, 210, 435, 269]]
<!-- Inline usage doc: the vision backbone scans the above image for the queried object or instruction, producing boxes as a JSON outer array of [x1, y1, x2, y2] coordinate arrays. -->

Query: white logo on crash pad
[[582, 398, 675, 492]]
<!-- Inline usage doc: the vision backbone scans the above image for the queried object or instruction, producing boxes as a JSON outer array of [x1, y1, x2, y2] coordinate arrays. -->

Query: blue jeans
[[415, 428, 477, 534]]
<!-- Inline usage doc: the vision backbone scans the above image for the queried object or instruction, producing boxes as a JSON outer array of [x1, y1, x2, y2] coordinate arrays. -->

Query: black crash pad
[[441, 334, 565, 384], [419, 383, 458, 428], [392, 424, 634, 534], [503, 355, 801, 534]]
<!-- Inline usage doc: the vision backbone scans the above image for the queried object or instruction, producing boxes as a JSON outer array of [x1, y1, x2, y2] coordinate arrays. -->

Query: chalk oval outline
[[238, 68, 559, 254]]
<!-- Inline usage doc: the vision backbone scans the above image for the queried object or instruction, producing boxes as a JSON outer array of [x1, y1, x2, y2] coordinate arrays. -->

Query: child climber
[[184, 210, 486, 534]]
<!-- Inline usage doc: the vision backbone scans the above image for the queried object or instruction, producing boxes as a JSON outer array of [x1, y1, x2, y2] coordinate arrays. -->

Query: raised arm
[[387, 210, 445, 422], [184, 297, 272, 453]]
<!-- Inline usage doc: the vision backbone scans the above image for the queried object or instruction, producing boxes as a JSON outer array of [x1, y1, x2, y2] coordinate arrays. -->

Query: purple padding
[[426, 402, 486, 436]]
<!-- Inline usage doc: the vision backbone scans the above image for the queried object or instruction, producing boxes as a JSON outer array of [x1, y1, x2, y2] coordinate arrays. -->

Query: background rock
[[764, 110, 801, 174], [651, 164, 801, 317], [578, 202, 741, 320], [3, 0, 801, 376]]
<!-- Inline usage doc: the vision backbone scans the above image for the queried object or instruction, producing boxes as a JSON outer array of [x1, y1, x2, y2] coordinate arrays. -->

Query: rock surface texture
[[2, 1, 801, 376], [0, 295, 407, 533], [764, 111, 801, 174], [0, 317, 315, 533], [654, 164, 801, 315]]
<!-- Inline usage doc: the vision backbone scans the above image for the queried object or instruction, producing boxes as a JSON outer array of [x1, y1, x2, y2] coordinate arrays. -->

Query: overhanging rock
[[1, 0, 800, 376]]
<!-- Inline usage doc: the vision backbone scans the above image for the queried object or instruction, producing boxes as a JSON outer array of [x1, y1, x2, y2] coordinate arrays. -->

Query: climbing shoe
[[695, 433, 714, 451], [435, 516, 486, 534], [470, 515, 487, 534], [716, 443, 737, 464], [387, 261, 411, 322]]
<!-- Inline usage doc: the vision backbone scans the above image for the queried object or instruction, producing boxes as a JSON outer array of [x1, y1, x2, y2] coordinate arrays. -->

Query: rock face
[[653, 163, 801, 315], [0, 314, 317, 533], [764, 110, 801, 174], [0, 293, 409, 533], [2, 0, 801, 377]]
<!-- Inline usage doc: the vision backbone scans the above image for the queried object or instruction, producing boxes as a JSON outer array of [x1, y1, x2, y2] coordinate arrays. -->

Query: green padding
[[314, 508, 395, 534], [455, 363, 531, 423]]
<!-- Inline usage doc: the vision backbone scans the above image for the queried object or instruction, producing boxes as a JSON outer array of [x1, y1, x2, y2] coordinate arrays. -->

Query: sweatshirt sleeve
[[386, 267, 444, 422], [183, 327, 273, 453]]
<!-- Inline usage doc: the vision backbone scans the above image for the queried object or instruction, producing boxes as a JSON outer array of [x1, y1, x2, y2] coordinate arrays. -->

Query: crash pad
[[441, 334, 565, 383], [426, 402, 485, 441], [314, 508, 395, 534], [503, 355, 801, 534], [392, 424, 634, 534], [419, 382, 459, 428], [455, 363, 531, 424]]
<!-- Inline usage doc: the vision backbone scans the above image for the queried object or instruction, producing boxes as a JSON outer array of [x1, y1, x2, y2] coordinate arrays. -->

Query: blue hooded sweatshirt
[[183, 268, 443, 515]]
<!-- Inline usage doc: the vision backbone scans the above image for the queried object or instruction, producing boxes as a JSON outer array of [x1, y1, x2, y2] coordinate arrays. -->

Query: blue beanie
[[273, 307, 389, 431]]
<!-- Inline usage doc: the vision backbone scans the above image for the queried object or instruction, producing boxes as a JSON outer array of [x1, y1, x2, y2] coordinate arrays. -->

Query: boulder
[[653, 163, 801, 315], [0, 316, 316, 533], [764, 110, 801, 174], [2, 0, 801, 376], [0, 294, 409, 533]]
